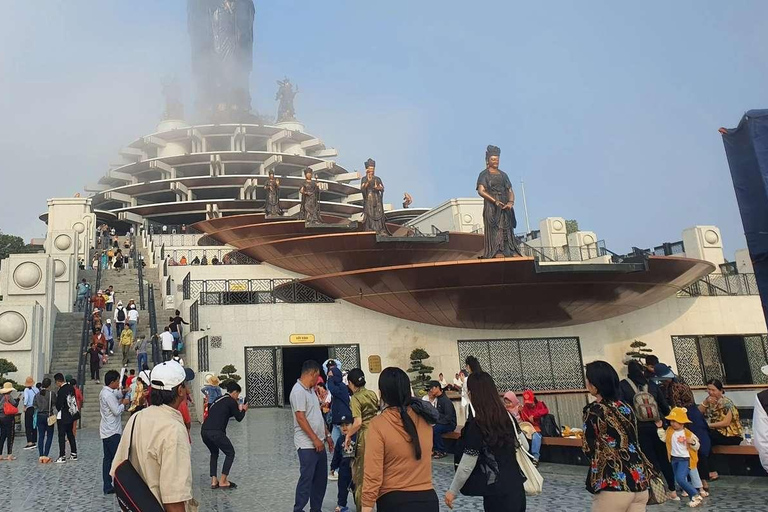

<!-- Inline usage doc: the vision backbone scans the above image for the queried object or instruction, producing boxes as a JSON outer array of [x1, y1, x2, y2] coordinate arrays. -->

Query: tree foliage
[[565, 220, 580, 235], [218, 365, 241, 387], [0, 358, 18, 382], [0, 231, 37, 263], [406, 348, 434, 397]]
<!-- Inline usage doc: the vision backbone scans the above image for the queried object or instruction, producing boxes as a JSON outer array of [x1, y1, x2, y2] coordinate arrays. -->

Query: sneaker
[[432, 452, 447, 459], [23, 444, 36, 450], [70, 454, 78, 461], [55, 457, 67, 464], [689, 495, 703, 508], [110, 351, 114, 355], [328, 470, 338, 481]]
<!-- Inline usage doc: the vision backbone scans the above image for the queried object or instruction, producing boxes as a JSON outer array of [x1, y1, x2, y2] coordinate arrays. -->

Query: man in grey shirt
[[290, 360, 333, 512], [100, 370, 129, 495]]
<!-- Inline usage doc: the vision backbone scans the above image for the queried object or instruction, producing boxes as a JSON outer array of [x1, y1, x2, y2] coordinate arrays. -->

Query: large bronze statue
[[264, 170, 283, 216], [187, 0, 255, 121], [361, 159, 389, 235], [299, 168, 322, 224], [476, 145, 520, 258], [275, 78, 299, 123]]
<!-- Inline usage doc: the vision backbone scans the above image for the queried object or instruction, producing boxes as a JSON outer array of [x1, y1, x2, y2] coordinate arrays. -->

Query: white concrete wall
[[408, 198, 484, 234]]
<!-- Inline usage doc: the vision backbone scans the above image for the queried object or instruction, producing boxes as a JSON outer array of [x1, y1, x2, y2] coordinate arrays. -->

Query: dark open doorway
[[282, 346, 329, 404]]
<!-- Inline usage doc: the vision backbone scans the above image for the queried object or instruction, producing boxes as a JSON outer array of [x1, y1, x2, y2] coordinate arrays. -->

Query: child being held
[[331, 420, 356, 512], [656, 407, 705, 508]]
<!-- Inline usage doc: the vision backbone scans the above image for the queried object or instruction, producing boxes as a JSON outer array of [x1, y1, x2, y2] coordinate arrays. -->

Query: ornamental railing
[[187, 278, 334, 305], [134, 244, 145, 311], [164, 248, 258, 266], [190, 300, 200, 332], [519, 240, 607, 262], [147, 283, 161, 366], [182, 272, 191, 300], [198, 336, 210, 372], [678, 273, 759, 297]]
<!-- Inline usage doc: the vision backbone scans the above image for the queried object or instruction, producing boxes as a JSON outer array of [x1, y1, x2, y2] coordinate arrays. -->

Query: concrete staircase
[[49, 312, 88, 379]]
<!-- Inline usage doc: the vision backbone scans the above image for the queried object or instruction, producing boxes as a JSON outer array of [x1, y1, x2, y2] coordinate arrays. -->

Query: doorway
[[281, 346, 330, 404]]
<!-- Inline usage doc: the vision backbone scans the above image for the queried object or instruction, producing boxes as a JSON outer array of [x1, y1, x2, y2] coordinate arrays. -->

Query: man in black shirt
[[53, 373, 79, 463], [427, 380, 457, 459], [201, 381, 248, 489]]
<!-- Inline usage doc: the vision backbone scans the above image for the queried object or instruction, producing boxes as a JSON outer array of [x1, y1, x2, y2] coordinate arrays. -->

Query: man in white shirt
[[127, 308, 139, 340], [160, 327, 175, 362], [100, 370, 130, 495], [754, 365, 768, 473]]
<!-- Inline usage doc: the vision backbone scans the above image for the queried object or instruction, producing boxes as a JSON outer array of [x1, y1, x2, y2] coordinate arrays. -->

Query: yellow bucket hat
[[665, 407, 691, 424]]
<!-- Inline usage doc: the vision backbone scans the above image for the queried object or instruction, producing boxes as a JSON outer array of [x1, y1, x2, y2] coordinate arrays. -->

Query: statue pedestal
[[276, 120, 305, 133]]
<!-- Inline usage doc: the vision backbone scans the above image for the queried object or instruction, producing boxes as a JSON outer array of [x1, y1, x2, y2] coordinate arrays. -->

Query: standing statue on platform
[[264, 170, 283, 217], [402, 192, 413, 209], [476, 145, 520, 258], [299, 168, 322, 224], [361, 159, 389, 235], [275, 78, 299, 123], [187, 0, 255, 121]]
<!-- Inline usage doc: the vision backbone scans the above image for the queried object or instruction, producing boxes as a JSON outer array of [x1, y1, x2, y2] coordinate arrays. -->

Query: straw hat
[[24, 376, 34, 387], [665, 407, 692, 424], [0, 382, 15, 394], [519, 421, 537, 438]]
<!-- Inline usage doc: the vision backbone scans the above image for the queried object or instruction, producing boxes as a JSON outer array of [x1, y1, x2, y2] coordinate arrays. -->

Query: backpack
[[539, 414, 562, 437], [66, 392, 80, 419], [626, 379, 660, 422], [117, 308, 126, 322]]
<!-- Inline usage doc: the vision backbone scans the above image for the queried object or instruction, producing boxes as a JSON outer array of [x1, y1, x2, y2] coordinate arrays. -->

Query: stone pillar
[[45, 230, 80, 312], [540, 217, 568, 248], [0, 254, 56, 381], [46, 198, 96, 262], [682, 226, 725, 267], [735, 248, 754, 274]]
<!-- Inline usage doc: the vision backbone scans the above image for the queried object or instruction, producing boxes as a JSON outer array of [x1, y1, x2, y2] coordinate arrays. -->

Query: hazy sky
[[1, 1, 766, 256]]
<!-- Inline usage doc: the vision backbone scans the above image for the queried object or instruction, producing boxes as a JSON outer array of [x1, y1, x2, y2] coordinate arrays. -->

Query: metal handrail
[[76, 264, 101, 420], [135, 243, 145, 311], [678, 273, 758, 297], [147, 283, 160, 365]]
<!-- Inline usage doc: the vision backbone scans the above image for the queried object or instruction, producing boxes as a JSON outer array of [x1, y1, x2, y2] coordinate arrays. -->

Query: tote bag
[[510, 412, 544, 496]]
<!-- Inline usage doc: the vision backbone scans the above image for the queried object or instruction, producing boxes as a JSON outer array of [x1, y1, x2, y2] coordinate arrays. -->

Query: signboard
[[368, 355, 382, 373], [290, 334, 315, 344]]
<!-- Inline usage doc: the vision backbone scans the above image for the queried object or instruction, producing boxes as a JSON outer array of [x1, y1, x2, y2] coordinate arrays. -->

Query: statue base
[[305, 221, 358, 231], [375, 232, 450, 244]]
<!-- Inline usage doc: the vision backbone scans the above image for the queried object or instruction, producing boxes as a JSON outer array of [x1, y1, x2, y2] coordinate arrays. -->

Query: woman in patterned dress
[[344, 368, 380, 509], [699, 378, 743, 479], [583, 361, 656, 512]]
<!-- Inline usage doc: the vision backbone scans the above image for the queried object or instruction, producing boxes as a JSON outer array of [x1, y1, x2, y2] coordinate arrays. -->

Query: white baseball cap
[[150, 361, 188, 391], [138, 370, 151, 386]]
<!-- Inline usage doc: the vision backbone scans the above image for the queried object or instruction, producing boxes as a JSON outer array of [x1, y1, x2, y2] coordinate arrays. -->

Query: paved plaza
[[0, 408, 766, 511]]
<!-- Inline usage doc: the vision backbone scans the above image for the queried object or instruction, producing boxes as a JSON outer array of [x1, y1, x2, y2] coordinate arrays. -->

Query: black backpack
[[117, 308, 126, 322], [539, 414, 562, 437]]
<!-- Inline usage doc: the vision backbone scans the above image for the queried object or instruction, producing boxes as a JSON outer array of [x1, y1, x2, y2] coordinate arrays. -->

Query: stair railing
[[135, 244, 146, 311], [147, 283, 161, 365], [76, 263, 101, 425]]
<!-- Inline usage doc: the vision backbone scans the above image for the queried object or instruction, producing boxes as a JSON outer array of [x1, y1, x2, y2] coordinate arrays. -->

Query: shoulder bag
[[2, 395, 19, 416], [47, 392, 57, 427], [113, 413, 165, 512], [510, 412, 544, 496]]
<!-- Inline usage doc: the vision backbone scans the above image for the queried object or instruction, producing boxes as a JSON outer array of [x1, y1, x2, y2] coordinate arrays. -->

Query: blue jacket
[[685, 404, 711, 456], [327, 368, 352, 425]]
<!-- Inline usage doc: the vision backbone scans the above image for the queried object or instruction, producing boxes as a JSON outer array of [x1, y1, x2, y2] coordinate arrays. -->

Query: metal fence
[[151, 233, 207, 247], [76, 263, 101, 420], [164, 248, 258, 266], [134, 245, 145, 311], [679, 273, 759, 297], [653, 241, 685, 256], [519, 240, 607, 262], [190, 300, 199, 331], [147, 283, 161, 365], [165, 275, 172, 297], [198, 336, 210, 372], [183, 272, 191, 300], [188, 278, 334, 305]]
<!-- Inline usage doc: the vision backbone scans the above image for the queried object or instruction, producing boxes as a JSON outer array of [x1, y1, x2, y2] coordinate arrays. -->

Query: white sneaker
[[55, 457, 67, 464], [328, 470, 338, 481]]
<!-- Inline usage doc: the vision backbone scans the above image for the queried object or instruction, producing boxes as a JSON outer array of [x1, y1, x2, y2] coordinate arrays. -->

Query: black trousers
[[201, 429, 235, 477], [709, 429, 742, 446], [637, 425, 675, 490], [0, 417, 15, 455], [57, 421, 77, 457], [376, 489, 439, 512], [25, 407, 37, 443], [483, 491, 527, 512]]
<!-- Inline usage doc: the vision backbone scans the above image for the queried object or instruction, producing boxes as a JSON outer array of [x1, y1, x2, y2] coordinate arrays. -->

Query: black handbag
[[113, 413, 165, 512]]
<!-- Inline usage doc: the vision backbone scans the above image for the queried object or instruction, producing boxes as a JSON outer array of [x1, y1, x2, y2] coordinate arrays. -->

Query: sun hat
[[519, 421, 537, 438], [24, 377, 34, 387], [0, 382, 15, 394], [665, 407, 692, 424]]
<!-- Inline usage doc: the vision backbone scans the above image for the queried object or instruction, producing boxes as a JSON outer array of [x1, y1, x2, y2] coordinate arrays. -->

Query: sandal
[[220, 482, 237, 489], [6, 456, 16, 461], [211, 483, 219, 489]]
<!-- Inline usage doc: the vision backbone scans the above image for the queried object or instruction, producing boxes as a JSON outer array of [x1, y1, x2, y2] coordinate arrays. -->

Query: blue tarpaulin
[[720, 109, 768, 324]]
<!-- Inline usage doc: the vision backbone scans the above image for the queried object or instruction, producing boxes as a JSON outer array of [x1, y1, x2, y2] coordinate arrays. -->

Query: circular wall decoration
[[583, 234, 595, 245], [54, 259, 67, 278], [553, 219, 564, 231], [13, 262, 42, 289], [704, 230, 719, 245], [0, 311, 27, 345], [72, 222, 85, 234], [54, 234, 72, 251], [462, 214, 473, 224]]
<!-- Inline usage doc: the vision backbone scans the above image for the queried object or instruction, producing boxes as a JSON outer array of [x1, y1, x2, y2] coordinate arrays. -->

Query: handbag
[[510, 413, 544, 496], [2, 396, 19, 416], [114, 413, 165, 512], [455, 404, 501, 497], [646, 475, 669, 505], [47, 392, 57, 427]]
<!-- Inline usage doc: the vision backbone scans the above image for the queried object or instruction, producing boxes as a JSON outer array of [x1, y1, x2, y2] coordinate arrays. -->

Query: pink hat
[[503, 391, 520, 407]]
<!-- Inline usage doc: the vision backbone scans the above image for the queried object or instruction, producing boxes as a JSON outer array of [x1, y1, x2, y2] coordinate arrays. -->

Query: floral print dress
[[702, 396, 743, 438], [582, 400, 655, 494]]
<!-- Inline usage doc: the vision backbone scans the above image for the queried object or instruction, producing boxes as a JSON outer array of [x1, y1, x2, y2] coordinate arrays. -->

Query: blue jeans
[[671, 456, 698, 497], [103, 434, 121, 493], [432, 423, 455, 453], [294, 448, 328, 512], [128, 321, 137, 339], [337, 458, 352, 508], [107, 338, 114, 353], [137, 352, 148, 372], [75, 295, 87, 312], [530, 432, 542, 461], [36, 417, 54, 457]]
